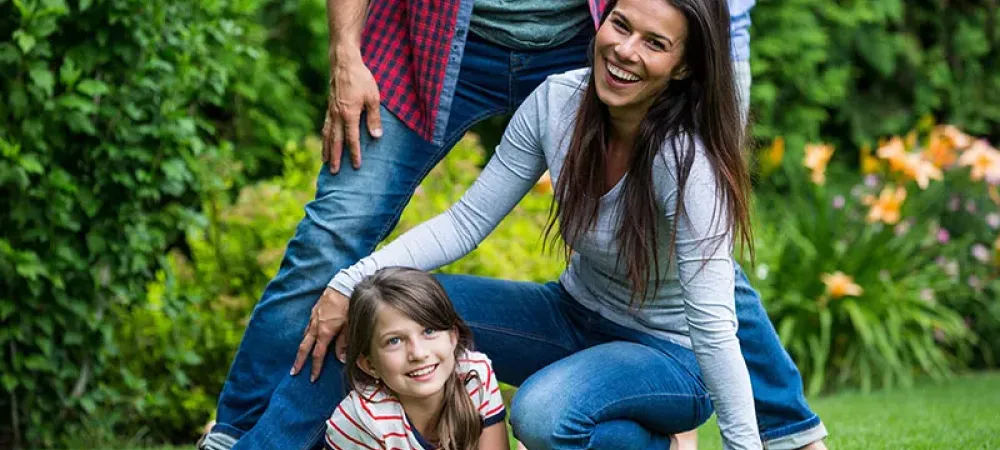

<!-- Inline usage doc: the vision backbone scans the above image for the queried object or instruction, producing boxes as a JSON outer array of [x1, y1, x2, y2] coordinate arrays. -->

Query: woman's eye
[[647, 39, 666, 51], [612, 19, 628, 32]]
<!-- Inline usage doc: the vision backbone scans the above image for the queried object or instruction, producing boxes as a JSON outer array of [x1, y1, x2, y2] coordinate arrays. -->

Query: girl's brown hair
[[546, 0, 754, 307], [344, 267, 481, 450]]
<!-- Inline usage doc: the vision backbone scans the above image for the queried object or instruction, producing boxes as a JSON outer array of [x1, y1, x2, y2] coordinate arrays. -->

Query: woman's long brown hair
[[344, 267, 482, 450], [546, 0, 754, 307]]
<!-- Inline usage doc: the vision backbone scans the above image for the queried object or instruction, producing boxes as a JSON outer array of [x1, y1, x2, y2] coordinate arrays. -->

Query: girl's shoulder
[[456, 349, 495, 375]]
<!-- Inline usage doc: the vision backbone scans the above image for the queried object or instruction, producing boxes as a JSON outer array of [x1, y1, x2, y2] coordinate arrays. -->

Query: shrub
[[0, 0, 312, 446]]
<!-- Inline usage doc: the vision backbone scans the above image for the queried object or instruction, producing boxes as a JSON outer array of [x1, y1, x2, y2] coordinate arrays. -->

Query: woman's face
[[594, 0, 689, 116]]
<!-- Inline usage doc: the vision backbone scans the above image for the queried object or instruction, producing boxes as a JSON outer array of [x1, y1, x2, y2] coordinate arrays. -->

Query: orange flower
[[533, 170, 553, 194], [877, 137, 910, 173], [922, 129, 959, 168], [866, 186, 907, 224], [938, 124, 973, 149], [860, 144, 880, 174], [957, 140, 1000, 182], [804, 143, 834, 185], [900, 153, 943, 189], [821, 271, 864, 299], [760, 137, 785, 177]]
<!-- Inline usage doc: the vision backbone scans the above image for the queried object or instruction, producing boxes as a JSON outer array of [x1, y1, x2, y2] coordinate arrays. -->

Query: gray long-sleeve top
[[329, 68, 761, 450]]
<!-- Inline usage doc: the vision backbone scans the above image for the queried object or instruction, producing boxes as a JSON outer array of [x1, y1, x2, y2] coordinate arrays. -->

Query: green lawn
[[100, 372, 1000, 450], [696, 372, 1000, 449]]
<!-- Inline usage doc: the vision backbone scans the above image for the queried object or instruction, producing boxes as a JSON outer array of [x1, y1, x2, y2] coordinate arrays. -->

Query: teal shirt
[[469, 0, 591, 50]]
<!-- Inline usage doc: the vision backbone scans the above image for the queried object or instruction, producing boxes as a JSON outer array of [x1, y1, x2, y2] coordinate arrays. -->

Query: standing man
[[199, 1, 829, 449]]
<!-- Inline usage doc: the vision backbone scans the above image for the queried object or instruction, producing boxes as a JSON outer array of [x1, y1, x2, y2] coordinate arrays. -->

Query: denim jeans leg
[[202, 107, 442, 450], [511, 341, 712, 450], [734, 264, 828, 448], [207, 39, 522, 450]]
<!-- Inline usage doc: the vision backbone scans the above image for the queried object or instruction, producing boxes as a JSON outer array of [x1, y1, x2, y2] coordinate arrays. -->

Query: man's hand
[[322, 52, 382, 174], [291, 288, 351, 382]]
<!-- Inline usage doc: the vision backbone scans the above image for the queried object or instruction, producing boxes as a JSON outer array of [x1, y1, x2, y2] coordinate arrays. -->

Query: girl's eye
[[423, 328, 438, 336], [385, 337, 401, 347]]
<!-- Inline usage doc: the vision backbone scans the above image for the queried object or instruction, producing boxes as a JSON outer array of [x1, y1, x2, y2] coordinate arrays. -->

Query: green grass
[[697, 372, 1000, 449], [97, 373, 1000, 450]]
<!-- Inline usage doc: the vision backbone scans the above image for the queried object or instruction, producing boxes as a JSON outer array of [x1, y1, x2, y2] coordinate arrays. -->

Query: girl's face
[[594, 0, 689, 116], [359, 304, 459, 405]]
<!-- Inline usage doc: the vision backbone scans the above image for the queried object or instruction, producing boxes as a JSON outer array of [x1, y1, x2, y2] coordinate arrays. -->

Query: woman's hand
[[291, 287, 351, 382]]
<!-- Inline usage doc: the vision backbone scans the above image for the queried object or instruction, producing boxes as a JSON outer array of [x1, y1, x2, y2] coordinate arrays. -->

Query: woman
[[303, 0, 763, 447]]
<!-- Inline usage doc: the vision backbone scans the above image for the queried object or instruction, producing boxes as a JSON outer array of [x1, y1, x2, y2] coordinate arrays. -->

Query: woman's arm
[[665, 142, 761, 450], [326, 87, 550, 296], [478, 422, 510, 450]]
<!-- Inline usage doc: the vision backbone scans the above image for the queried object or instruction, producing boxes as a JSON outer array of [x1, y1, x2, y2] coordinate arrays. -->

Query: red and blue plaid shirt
[[360, 0, 607, 144]]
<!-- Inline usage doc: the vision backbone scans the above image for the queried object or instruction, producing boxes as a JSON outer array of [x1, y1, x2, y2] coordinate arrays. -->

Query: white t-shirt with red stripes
[[325, 350, 507, 450]]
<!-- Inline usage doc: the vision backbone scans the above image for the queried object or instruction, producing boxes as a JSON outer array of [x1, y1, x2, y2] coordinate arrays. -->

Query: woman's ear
[[671, 64, 690, 80]]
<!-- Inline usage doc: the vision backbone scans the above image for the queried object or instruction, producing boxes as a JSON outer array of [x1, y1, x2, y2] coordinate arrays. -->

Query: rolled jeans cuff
[[763, 421, 828, 450], [199, 424, 242, 450]]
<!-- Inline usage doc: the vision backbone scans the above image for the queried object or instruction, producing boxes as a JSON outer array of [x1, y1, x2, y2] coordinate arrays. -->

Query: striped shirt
[[325, 351, 506, 450]]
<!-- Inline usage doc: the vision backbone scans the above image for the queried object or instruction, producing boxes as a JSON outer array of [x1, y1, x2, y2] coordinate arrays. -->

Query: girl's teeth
[[408, 366, 435, 377]]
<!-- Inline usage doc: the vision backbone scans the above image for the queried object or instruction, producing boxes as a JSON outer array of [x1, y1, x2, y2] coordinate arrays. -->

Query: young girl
[[325, 267, 509, 450]]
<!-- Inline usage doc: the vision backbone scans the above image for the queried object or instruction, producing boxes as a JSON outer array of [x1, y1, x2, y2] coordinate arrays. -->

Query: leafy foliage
[[0, 0, 312, 446]]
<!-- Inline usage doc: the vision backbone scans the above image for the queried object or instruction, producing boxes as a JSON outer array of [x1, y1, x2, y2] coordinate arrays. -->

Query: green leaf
[[0, 43, 18, 64], [59, 57, 81, 85], [79, 0, 92, 11], [29, 66, 55, 97], [58, 94, 97, 114], [19, 154, 43, 174], [1, 374, 17, 391], [77, 79, 109, 96], [13, 30, 36, 54]]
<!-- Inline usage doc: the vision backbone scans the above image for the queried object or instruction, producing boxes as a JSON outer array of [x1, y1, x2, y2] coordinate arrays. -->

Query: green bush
[[750, 0, 1000, 152], [0, 0, 312, 446]]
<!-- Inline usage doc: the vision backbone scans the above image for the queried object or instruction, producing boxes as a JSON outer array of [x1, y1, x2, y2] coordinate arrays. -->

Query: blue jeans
[[205, 30, 826, 450]]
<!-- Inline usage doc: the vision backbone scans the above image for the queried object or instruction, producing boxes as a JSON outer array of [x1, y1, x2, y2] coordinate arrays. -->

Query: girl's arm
[[478, 421, 510, 450], [327, 85, 550, 297]]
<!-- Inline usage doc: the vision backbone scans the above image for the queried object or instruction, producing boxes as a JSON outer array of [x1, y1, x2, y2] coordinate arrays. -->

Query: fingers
[[329, 112, 345, 174], [291, 318, 316, 376], [310, 322, 337, 382], [365, 98, 383, 139], [335, 324, 349, 363], [321, 112, 332, 165], [345, 113, 362, 170]]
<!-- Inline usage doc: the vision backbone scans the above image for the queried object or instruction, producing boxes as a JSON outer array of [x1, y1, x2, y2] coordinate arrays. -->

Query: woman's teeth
[[407, 365, 436, 377], [607, 63, 640, 82]]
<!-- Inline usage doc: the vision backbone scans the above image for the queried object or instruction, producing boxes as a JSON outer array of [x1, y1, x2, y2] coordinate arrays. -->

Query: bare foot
[[672, 429, 698, 450]]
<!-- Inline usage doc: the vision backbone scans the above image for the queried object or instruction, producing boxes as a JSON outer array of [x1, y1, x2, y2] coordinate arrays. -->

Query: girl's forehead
[[373, 303, 424, 332]]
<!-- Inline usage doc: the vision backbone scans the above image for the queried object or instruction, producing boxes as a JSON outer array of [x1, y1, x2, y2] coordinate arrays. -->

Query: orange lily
[[804, 143, 834, 185], [760, 137, 785, 177], [860, 144, 880, 174], [901, 153, 943, 189], [957, 140, 1000, 182], [866, 186, 907, 224], [877, 137, 910, 173], [821, 271, 864, 299]]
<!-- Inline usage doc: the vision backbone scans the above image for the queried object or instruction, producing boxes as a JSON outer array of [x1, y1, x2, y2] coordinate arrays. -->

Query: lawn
[[98, 372, 1000, 450]]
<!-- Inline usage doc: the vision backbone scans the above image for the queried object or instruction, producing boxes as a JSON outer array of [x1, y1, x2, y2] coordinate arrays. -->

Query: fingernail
[[372, 128, 383, 138], [290, 368, 296, 376], [310, 375, 317, 383]]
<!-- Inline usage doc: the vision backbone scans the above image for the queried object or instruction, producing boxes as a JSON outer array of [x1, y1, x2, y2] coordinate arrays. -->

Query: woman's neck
[[608, 105, 644, 145], [399, 391, 446, 443]]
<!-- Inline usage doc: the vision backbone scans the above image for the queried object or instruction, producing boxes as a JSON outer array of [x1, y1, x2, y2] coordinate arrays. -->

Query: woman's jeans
[[202, 30, 826, 450]]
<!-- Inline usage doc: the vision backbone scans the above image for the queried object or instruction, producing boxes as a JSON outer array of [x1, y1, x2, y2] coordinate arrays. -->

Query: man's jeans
[[203, 30, 826, 450]]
